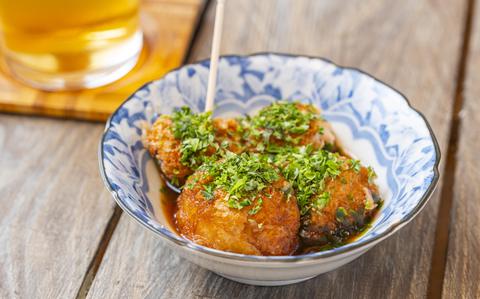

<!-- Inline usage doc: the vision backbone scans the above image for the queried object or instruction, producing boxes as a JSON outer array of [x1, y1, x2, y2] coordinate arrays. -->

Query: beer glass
[[0, 0, 143, 90]]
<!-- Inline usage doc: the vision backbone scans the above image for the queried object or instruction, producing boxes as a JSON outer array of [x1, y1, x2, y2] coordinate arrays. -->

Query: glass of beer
[[0, 0, 142, 90]]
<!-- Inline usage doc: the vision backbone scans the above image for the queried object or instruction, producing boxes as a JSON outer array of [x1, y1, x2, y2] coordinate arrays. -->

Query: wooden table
[[1, 0, 478, 298]]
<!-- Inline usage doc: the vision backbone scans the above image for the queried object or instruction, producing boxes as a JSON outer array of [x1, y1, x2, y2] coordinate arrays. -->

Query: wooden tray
[[0, 0, 205, 121]]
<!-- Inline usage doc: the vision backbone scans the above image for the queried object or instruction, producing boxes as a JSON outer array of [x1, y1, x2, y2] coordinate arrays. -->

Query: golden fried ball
[[143, 116, 194, 185], [175, 173, 300, 256], [300, 161, 381, 246], [143, 116, 245, 185]]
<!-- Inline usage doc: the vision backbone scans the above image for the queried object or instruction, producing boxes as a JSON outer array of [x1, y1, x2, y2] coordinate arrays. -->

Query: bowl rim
[[98, 52, 441, 263]]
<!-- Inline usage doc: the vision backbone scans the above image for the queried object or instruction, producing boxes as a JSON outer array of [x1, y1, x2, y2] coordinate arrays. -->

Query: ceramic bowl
[[99, 53, 440, 286]]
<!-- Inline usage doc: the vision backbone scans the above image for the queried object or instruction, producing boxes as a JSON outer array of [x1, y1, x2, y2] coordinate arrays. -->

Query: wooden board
[[87, 0, 466, 298], [442, 0, 480, 297], [0, 116, 116, 298], [0, 0, 205, 121]]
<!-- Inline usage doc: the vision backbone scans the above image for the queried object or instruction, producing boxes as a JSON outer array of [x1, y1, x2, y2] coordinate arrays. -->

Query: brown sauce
[[159, 183, 180, 234], [295, 216, 376, 255]]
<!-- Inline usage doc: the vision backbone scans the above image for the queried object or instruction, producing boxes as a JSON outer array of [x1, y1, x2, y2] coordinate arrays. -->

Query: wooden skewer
[[204, 0, 225, 113]]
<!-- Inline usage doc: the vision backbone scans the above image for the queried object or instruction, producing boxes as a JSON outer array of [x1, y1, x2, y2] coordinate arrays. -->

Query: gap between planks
[[76, 206, 123, 299], [427, 0, 476, 297], [183, 0, 213, 67], [74, 1, 212, 298]]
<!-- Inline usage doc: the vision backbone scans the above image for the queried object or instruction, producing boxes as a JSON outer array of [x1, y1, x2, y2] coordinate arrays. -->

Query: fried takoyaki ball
[[176, 175, 300, 255], [247, 101, 336, 152], [175, 153, 300, 256], [143, 107, 245, 186], [300, 159, 382, 246], [144, 115, 198, 185]]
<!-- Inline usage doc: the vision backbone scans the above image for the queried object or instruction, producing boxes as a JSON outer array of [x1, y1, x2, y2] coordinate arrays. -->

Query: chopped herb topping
[[184, 175, 199, 190], [220, 140, 230, 149], [313, 191, 331, 210], [323, 142, 335, 152], [350, 159, 361, 173], [367, 166, 377, 184], [201, 184, 215, 200], [248, 198, 263, 215], [336, 207, 348, 222], [171, 107, 216, 168], [248, 101, 319, 150], [275, 146, 343, 215], [171, 176, 180, 187], [199, 152, 279, 210]]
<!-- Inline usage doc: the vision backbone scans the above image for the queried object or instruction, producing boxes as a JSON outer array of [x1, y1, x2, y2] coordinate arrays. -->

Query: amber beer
[[0, 0, 142, 90]]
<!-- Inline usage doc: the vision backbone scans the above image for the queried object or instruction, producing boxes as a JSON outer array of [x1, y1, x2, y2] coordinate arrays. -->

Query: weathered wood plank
[[442, 1, 480, 297], [0, 117, 114, 298], [88, 0, 466, 298]]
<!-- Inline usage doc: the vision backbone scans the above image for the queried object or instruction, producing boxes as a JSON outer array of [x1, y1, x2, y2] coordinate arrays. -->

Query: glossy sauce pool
[[159, 183, 180, 234]]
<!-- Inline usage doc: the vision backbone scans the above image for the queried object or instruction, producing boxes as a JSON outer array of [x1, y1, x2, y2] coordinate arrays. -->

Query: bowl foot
[[215, 272, 316, 286]]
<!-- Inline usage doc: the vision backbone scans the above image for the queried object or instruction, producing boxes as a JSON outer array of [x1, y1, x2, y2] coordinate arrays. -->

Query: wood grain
[[0, 0, 204, 121], [442, 0, 480, 297], [0, 116, 113, 298], [87, 0, 466, 298]]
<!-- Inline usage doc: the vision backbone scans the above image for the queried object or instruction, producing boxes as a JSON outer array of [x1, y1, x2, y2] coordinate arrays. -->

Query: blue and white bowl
[[99, 53, 440, 286]]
